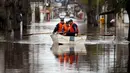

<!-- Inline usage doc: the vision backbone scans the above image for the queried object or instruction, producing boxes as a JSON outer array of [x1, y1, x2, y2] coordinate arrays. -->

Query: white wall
[[124, 13, 129, 24]]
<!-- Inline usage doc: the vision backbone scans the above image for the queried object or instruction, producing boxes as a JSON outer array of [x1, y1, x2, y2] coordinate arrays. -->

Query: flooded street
[[0, 18, 129, 73]]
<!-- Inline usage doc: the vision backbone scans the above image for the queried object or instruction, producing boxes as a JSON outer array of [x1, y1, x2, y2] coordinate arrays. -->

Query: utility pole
[[96, 0, 99, 20], [105, 1, 108, 35]]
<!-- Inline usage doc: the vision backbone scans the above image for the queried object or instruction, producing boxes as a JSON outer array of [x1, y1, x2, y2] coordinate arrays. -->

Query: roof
[[99, 10, 115, 15]]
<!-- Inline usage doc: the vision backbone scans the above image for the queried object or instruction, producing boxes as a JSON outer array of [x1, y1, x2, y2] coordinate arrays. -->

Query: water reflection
[[51, 44, 87, 56], [51, 44, 128, 73], [0, 42, 29, 73], [51, 44, 87, 72], [56, 46, 84, 65], [0, 42, 128, 73]]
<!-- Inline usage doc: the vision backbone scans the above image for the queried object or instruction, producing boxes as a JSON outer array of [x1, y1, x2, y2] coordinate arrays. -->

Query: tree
[[80, 0, 130, 72], [93, 0, 130, 72], [79, 0, 105, 27], [35, 6, 40, 22], [0, 0, 32, 31], [0, 0, 6, 30], [108, 0, 130, 72]]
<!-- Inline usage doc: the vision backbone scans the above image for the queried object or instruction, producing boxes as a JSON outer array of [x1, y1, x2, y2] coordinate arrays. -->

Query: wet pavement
[[0, 18, 129, 73]]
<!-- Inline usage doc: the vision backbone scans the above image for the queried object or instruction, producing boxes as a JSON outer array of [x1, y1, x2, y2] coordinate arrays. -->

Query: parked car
[[69, 14, 74, 18], [59, 12, 66, 18]]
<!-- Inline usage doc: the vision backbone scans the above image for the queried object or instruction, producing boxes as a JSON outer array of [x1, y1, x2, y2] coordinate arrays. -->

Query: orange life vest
[[63, 24, 70, 33], [58, 22, 65, 33], [100, 18, 105, 24], [69, 23, 78, 33], [58, 23, 63, 33]]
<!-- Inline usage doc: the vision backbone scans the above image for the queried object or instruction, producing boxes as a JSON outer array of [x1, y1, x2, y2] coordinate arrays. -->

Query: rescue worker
[[62, 21, 70, 35], [99, 16, 105, 35], [100, 16, 105, 28], [53, 18, 65, 34], [66, 19, 79, 36]]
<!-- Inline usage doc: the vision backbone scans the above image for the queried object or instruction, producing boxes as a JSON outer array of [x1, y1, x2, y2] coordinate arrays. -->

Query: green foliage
[[115, 0, 127, 12], [80, 0, 105, 6], [80, 0, 127, 13], [80, 0, 88, 5], [92, 0, 105, 6]]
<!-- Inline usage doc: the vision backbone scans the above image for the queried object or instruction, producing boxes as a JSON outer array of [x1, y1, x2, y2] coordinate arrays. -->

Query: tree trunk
[[87, 0, 92, 27], [35, 6, 40, 23], [22, 0, 31, 30]]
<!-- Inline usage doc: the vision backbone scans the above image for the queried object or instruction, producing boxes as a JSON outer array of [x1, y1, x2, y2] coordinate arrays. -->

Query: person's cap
[[66, 21, 69, 24], [69, 19, 73, 22]]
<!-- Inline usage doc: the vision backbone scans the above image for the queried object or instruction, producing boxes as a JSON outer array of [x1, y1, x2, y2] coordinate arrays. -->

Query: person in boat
[[53, 18, 65, 34], [62, 21, 70, 35], [65, 19, 79, 36]]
